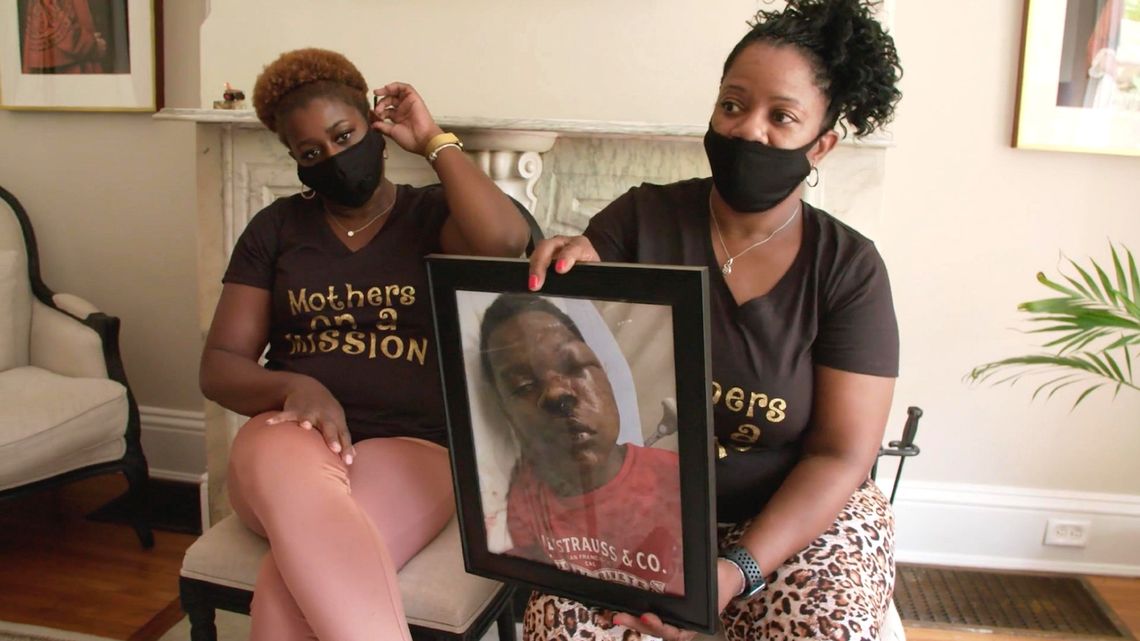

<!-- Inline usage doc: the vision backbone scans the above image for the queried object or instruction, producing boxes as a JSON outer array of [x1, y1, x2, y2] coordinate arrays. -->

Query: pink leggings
[[228, 414, 455, 641]]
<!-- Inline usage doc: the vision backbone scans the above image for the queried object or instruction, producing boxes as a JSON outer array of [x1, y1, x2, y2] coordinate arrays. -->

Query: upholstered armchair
[[0, 186, 151, 548]]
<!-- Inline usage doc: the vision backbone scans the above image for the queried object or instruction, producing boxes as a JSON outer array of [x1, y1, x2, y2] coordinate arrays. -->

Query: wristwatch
[[719, 545, 767, 600]]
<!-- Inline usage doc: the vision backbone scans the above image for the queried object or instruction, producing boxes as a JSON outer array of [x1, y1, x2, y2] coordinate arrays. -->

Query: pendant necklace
[[326, 192, 396, 237], [709, 194, 800, 275]]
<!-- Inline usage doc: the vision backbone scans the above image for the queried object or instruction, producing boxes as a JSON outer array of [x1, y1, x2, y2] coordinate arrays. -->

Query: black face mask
[[297, 129, 385, 208], [703, 126, 816, 213]]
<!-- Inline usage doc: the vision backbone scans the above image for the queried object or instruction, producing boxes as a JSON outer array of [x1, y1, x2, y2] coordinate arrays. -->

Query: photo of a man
[[18, 0, 131, 75], [473, 293, 684, 596]]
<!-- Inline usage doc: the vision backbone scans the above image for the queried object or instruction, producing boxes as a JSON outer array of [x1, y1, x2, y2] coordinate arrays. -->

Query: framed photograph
[[427, 256, 717, 634], [1, 0, 163, 111], [1013, 0, 1140, 156]]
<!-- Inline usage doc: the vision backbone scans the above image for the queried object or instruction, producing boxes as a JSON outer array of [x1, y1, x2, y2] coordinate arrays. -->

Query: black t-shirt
[[223, 184, 450, 446], [583, 178, 898, 523]]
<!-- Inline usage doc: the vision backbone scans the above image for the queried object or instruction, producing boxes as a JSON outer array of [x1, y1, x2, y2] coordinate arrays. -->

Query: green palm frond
[[966, 243, 1140, 409]]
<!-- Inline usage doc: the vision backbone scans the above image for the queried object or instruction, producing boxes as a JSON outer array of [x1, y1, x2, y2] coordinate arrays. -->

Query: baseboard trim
[[149, 468, 207, 484], [139, 406, 206, 434], [140, 406, 206, 480], [895, 550, 1140, 577], [893, 480, 1140, 577]]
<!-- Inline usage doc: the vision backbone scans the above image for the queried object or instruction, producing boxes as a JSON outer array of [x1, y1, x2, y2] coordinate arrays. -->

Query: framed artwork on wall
[[426, 256, 718, 634], [1014, 0, 1140, 156], [0, 0, 163, 111]]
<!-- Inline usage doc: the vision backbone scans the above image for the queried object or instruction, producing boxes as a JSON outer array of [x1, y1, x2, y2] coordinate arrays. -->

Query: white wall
[[0, 1, 207, 476], [879, 0, 1140, 571], [882, 0, 1140, 495], [199, 0, 760, 123]]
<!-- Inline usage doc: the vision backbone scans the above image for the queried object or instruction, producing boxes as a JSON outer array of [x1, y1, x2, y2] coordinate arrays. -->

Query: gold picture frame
[[1013, 0, 1140, 156], [1, 0, 162, 112]]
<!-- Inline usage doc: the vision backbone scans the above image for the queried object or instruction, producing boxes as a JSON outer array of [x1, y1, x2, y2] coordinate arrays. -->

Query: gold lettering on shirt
[[318, 330, 339, 353], [730, 423, 762, 446], [281, 282, 429, 366], [375, 308, 398, 331], [282, 329, 429, 365], [709, 378, 789, 454], [725, 387, 745, 412]]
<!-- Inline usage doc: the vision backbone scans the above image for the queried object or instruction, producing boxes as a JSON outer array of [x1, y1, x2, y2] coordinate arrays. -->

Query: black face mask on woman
[[703, 126, 816, 213], [297, 129, 385, 208]]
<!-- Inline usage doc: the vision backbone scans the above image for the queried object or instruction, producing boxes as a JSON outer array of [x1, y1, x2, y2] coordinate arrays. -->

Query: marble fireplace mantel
[[163, 107, 892, 524]]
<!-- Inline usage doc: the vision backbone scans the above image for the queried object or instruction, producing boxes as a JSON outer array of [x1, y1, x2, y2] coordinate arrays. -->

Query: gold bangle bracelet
[[423, 132, 461, 159]]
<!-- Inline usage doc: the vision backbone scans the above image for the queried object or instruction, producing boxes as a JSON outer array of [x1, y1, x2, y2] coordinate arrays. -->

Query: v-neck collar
[[314, 185, 403, 256], [699, 182, 812, 310]]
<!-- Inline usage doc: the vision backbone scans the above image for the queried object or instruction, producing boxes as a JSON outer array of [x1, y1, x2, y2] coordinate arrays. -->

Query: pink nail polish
[[528, 274, 539, 291], [345, 454, 354, 465], [330, 442, 341, 454], [555, 259, 567, 273]]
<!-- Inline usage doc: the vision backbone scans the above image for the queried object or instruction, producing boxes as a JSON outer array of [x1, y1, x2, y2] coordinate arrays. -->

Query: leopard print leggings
[[520, 480, 895, 641]]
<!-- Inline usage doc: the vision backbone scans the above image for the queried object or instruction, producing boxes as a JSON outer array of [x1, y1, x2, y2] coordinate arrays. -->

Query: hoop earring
[[805, 166, 820, 188], [300, 187, 316, 200]]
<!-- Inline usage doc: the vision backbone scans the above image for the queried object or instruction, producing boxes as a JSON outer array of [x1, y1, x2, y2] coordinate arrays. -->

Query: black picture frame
[[426, 255, 717, 634]]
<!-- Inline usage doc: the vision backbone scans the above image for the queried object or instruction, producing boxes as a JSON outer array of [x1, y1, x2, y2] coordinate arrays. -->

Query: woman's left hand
[[612, 560, 743, 640], [371, 82, 445, 155], [611, 612, 696, 641]]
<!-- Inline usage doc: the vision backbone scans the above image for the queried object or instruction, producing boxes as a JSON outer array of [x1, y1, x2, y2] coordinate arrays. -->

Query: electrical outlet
[[1043, 518, 1091, 547]]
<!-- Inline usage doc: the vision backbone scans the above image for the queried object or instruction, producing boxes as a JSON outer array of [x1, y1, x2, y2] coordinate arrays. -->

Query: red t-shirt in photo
[[505, 444, 684, 595]]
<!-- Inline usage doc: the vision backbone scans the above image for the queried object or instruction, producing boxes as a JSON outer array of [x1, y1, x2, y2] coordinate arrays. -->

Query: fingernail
[[641, 614, 653, 624], [300, 421, 312, 430], [555, 259, 567, 273], [330, 442, 342, 454], [528, 274, 539, 291], [345, 454, 354, 465]]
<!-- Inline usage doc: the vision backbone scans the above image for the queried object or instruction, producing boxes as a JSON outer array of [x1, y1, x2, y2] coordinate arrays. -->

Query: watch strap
[[719, 545, 766, 599]]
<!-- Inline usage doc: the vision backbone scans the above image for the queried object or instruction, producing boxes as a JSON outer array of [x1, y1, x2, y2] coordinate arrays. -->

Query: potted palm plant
[[968, 243, 1140, 408]]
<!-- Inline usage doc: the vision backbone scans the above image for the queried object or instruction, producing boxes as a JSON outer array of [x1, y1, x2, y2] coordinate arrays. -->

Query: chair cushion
[[0, 249, 31, 371], [0, 366, 128, 492], [182, 514, 506, 634]]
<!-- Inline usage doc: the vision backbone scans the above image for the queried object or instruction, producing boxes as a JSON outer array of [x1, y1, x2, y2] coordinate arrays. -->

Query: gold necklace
[[709, 193, 800, 275], [326, 192, 397, 238]]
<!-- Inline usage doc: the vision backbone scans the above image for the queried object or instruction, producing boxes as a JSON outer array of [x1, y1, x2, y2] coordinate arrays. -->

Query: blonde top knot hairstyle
[[253, 48, 370, 134]]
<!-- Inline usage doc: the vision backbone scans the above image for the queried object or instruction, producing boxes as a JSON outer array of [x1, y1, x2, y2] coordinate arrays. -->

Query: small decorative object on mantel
[[213, 82, 246, 110]]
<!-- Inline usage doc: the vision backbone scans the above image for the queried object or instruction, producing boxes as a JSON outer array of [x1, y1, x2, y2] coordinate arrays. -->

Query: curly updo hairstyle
[[723, 0, 902, 138], [252, 48, 371, 140]]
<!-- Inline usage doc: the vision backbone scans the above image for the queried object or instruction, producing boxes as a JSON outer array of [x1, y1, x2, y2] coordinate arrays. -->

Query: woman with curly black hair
[[199, 48, 528, 640], [527, 1, 903, 640]]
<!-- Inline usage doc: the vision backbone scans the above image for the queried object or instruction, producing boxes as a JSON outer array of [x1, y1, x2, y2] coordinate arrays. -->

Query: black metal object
[[0, 185, 152, 549], [180, 568, 519, 640], [872, 406, 923, 505]]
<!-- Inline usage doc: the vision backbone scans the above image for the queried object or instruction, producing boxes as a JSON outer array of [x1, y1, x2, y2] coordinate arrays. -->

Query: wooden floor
[[0, 475, 1136, 641], [0, 474, 196, 640]]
